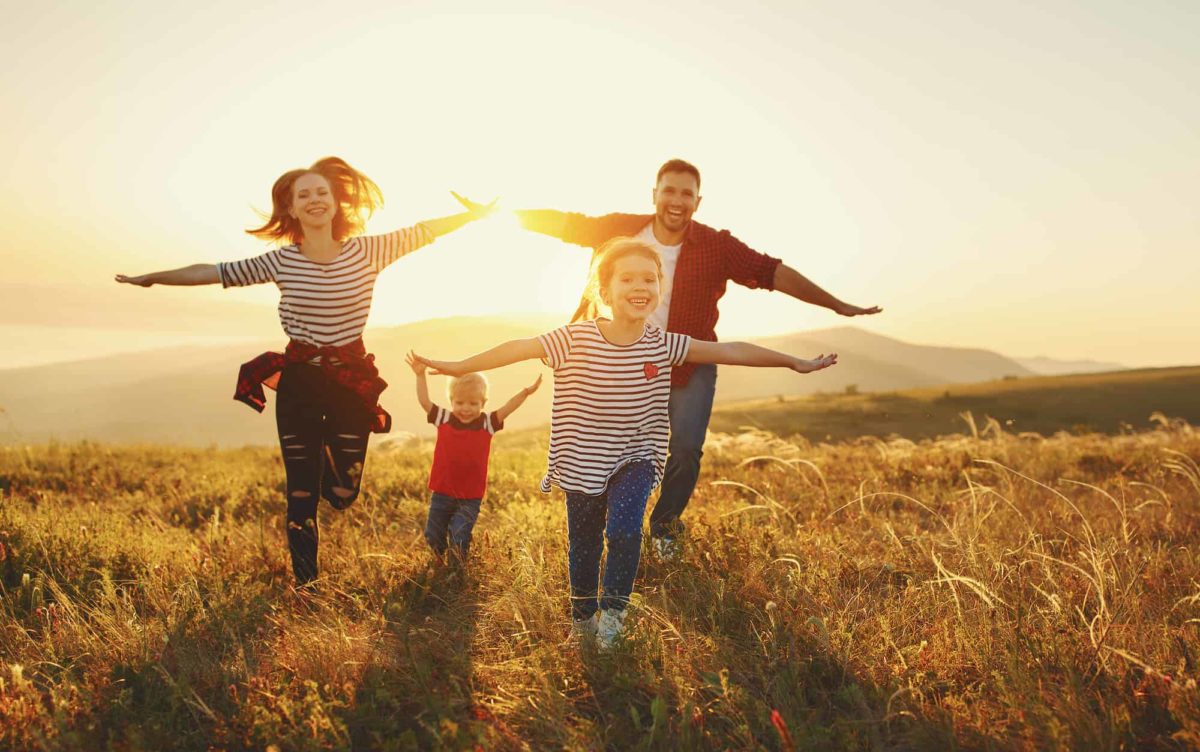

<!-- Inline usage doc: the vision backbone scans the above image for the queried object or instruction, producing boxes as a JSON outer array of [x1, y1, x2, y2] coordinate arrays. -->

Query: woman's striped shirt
[[537, 320, 691, 495], [216, 224, 434, 346]]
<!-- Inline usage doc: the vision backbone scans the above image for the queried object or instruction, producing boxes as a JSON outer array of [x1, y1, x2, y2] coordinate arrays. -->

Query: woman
[[116, 156, 490, 587]]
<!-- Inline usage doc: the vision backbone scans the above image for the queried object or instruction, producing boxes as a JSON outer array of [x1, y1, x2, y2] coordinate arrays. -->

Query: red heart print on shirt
[[643, 363, 660, 379]]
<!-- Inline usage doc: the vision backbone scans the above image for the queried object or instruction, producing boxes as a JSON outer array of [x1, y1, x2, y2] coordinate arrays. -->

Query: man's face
[[652, 171, 701, 234]]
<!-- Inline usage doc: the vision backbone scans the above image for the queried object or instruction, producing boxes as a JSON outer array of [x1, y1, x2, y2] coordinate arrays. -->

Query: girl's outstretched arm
[[687, 340, 838, 374], [114, 264, 220, 287], [413, 338, 546, 377]]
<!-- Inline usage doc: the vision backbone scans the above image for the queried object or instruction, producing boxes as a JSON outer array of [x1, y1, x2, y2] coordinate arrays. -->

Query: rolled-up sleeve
[[721, 230, 781, 290]]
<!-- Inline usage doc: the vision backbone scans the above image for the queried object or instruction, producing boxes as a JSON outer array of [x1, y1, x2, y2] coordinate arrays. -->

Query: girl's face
[[602, 254, 661, 322], [450, 387, 486, 422], [289, 173, 337, 231]]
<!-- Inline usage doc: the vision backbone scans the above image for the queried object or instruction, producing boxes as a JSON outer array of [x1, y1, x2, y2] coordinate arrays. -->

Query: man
[[459, 159, 881, 558]]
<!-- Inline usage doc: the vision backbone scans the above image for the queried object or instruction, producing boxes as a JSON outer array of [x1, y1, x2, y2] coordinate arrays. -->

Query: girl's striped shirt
[[216, 224, 434, 346], [537, 320, 691, 495]]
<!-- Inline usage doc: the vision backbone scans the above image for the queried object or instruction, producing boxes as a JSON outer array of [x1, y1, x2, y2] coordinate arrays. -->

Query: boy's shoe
[[572, 612, 599, 641], [596, 609, 627, 650], [652, 536, 681, 563]]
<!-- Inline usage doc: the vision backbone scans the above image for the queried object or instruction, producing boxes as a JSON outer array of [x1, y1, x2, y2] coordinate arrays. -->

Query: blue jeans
[[425, 493, 482, 558], [649, 363, 717, 539], [564, 460, 656, 620]]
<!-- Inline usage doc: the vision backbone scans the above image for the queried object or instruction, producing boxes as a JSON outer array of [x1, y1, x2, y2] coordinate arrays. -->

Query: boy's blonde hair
[[448, 372, 489, 400]]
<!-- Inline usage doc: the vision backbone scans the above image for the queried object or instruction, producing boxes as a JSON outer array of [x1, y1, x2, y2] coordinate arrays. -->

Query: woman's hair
[[448, 372, 489, 400], [578, 237, 664, 316], [247, 157, 384, 245]]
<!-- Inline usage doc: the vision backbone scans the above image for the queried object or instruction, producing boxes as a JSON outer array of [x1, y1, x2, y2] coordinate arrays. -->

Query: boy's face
[[450, 387, 486, 422]]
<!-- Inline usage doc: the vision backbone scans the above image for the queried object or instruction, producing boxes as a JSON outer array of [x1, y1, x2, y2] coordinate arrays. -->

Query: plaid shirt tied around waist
[[234, 339, 392, 433]]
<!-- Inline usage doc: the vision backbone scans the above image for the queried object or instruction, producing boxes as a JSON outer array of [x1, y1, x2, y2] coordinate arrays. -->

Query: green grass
[[710, 365, 1200, 443], [1, 419, 1199, 750]]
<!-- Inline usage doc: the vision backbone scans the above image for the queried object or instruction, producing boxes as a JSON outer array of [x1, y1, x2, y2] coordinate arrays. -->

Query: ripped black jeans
[[276, 363, 373, 585]]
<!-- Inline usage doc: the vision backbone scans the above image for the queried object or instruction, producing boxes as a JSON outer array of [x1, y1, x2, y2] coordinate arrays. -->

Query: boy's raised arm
[[686, 340, 838, 374], [405, 351, 435, 413], [413, 338, 547, 378], [495, 374, 543, 423]]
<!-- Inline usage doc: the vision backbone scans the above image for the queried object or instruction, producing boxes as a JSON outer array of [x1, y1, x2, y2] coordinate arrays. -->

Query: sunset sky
[[2, 0, 1196, 369]]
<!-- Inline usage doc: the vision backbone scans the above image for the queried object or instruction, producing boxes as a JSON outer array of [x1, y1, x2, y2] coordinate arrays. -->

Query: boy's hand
[[791, 353, 838, 374], [405, 351, 426, 375], [523, 374, 543, 396]]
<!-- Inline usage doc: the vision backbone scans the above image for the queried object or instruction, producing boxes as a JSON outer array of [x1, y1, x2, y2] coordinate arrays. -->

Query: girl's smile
[[603, 255, 662, 323]]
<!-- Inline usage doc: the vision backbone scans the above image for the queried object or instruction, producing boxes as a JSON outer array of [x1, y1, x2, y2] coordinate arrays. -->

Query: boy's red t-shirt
[[427, 405, 503, 499]]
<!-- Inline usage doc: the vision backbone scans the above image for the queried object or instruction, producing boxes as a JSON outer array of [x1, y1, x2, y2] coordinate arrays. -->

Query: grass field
[[2, 415, 1199, 749]]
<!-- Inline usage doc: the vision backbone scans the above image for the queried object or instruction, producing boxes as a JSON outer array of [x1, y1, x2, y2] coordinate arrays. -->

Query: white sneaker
[[652, 536, 681, 563], [596, 609, 627, 649], [572, 612, 598, 641]]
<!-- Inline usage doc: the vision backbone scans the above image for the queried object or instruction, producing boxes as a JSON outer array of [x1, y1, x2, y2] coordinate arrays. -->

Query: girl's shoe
[[596, 609, 627, 649], [572, 612, 599, 641]]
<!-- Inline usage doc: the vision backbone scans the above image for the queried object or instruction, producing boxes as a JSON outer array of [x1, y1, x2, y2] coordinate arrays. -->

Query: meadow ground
[[1, 418, 1199, 750]]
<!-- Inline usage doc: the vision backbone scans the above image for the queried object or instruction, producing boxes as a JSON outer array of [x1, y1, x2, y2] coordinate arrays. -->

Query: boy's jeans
[[649, 363, 717, 540], [564, 460, 656, 621], [425, 493, 482, 558]]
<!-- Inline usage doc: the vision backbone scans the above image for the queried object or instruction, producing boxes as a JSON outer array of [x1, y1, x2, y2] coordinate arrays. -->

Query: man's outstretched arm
[[773, 264, 882, 317]]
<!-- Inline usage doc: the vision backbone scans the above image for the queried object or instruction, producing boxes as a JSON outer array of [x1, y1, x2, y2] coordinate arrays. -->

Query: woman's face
[[289, 173, 337, 230]]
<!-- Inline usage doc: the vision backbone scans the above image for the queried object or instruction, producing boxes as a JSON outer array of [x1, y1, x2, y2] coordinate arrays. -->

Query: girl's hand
[[791, 353, 838, 373], [523, 374, 543, 396], [410, 352, 462, 377], [404, 350, 427, 375], [114, 273, 154, 287]]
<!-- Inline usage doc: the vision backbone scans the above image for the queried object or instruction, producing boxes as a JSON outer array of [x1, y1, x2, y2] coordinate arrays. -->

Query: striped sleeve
[[217, 250, 282, 288], [664, 332, 692, 366], [537, 325, 574, 368], [361, 223, 436, 271], [427, 404, 449, 426]]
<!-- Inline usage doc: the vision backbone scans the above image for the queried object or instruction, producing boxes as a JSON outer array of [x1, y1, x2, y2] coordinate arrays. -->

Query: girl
[[413, 236, 836, 647], [116, 157, 490, 588]]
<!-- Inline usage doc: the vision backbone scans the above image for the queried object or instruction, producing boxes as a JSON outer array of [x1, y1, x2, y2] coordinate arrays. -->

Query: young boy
[[405, 352, 541, 562]]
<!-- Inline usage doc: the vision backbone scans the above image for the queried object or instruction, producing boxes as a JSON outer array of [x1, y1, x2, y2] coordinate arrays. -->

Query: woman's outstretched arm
[[419, 197, 498, 238], [114, 264, 220, 287]]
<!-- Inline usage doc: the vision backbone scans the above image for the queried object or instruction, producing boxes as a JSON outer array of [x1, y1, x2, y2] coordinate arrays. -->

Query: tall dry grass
[[1, 419, 1198, 750]]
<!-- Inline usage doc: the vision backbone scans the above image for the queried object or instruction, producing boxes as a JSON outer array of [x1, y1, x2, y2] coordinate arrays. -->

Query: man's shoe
[[652, 536, 681, 563]]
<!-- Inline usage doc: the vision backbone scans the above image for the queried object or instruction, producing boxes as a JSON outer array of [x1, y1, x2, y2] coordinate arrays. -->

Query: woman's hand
[[791, 353, 838, 373], [451, 191, 499, 220], [114, 273, 155, 287]]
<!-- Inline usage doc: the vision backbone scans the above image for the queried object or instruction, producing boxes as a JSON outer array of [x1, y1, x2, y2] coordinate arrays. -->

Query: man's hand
[[404, 350, 427, 375], [791, 353, 838, 374], [523, 374, 543, 396], [833, 302, 883, 317]]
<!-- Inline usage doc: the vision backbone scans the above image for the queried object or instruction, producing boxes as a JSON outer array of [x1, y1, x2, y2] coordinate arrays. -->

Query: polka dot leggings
[[564, 460, 655, 621]]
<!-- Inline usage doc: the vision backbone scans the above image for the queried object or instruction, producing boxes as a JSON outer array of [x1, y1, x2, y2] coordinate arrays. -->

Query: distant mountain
[[1014, 356, 1128, 376], [0, 318, 1043, 446]]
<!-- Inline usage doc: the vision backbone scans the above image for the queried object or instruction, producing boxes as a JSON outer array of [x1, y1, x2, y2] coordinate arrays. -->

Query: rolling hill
[[0, 316, 1098, 446]]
